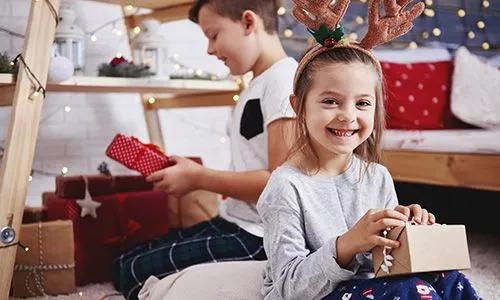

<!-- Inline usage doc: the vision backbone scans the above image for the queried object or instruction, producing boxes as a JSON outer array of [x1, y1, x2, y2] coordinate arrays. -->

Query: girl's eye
[[357, 100, 372, 107], [322, 98, 338, 105]]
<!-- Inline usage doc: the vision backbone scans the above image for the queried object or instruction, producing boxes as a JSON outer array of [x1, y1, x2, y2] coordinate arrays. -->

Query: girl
[[256, 0, 481, 299]]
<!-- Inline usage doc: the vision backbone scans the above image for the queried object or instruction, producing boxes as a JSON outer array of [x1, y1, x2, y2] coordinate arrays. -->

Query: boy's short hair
[[189, 0, 280, 34]]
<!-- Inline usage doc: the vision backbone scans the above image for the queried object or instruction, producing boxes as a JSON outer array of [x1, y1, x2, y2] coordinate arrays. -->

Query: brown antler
[[292, 0, 351, 31], [360, 0, 425, 49]]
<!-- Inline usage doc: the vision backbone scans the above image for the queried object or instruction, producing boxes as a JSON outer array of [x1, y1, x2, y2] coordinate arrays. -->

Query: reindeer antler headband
[[292, 0, 425, 92]]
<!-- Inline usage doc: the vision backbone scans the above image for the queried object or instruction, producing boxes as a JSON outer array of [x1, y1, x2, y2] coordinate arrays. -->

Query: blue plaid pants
[[111, 216, 266, 300]]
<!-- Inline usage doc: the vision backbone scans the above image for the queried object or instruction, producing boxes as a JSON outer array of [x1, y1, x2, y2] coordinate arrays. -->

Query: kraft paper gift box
[[11, 220, 76, 298], [372, 223, 471, 277], [167, 190, 221, 229]]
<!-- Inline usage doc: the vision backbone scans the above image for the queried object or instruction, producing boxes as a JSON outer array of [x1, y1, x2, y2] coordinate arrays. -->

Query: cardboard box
[[372, 224, 471, 277], [11, 220, 76, 297]]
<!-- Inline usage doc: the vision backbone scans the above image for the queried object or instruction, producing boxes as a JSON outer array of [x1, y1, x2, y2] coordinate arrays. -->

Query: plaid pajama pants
[[111, 216, 266, 300], [324, 270, 481, 300]]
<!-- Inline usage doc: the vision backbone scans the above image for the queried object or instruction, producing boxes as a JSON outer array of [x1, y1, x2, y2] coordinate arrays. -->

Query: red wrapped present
[[43, 190, 170, 286], [105, 134, 174, 176], [55, 175, 153, 198]]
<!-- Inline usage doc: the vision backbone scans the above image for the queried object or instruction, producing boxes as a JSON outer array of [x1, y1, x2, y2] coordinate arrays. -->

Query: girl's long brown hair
[[286, 46, 386, 174]]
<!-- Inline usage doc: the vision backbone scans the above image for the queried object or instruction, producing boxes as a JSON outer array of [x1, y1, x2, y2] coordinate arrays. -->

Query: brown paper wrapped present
[[372, 223, 471, 277], [11, 220, 76, 298], [167, 190, 221, 229]]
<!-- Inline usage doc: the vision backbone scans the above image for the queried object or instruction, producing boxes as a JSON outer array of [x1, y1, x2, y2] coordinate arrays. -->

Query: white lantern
[[52, 1, 85, 73], [132, 19, 169, 79]]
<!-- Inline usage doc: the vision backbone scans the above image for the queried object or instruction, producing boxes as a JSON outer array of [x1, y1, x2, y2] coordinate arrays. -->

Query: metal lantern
[[132, 19, 169, 79], [52, 3, 85, 72]]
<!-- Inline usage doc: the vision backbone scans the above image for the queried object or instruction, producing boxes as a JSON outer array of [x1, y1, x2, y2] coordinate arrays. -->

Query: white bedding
[[383, 129, 500, 154]]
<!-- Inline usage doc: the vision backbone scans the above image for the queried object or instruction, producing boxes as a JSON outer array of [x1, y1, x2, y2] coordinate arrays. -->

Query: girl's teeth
[[332, 130, 354, 137]]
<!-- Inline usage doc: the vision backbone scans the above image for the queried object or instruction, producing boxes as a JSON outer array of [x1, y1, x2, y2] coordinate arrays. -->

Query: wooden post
[[0, 0, 60, 298], [122, 5, 168, 152]]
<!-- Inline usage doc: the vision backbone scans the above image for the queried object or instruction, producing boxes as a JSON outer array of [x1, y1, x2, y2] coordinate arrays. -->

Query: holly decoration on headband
[[307, 24, 344, 48]]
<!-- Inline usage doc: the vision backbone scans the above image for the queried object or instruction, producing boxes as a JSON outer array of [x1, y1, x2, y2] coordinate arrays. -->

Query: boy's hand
[[146, 156, 206, 198], [394, 204, 436, 225], [336, 209, 407, 267]]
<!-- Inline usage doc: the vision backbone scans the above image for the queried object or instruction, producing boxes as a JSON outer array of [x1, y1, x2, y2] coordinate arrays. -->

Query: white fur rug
[[9, 231, 499, 300]]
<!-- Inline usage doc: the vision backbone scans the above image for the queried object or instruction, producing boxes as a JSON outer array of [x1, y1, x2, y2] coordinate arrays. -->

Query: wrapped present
[[105, 134, 174, 176], [372, 223, 471, 277], [11, 220, 76, 298], [167, 190, 221, 229], [22, 206, 48, 224], [43, 190, 170, 285], [55, 175, 153, 198]]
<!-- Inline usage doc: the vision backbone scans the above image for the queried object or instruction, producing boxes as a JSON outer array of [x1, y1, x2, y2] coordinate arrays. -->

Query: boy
[[112, 1, 298, 298]]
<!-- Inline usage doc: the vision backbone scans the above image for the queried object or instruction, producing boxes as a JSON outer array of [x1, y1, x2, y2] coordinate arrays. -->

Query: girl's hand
[[394, 204, 436, 225], [146, 156, 206, 198], [336, 209, 407, 267]]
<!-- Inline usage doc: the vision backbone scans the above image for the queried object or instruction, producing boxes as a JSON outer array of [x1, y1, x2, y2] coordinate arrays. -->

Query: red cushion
[[382, 60, 456, 129]]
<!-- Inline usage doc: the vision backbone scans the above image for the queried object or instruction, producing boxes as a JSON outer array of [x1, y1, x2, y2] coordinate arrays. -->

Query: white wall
[[0, 0, 232, 207]]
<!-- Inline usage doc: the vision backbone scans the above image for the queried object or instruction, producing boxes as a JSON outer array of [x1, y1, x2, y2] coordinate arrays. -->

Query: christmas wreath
[[97, 56, 155, 78]]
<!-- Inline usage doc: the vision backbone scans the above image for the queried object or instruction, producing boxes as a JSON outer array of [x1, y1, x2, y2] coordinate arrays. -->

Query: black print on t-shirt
[[240, 98, 264, 140]]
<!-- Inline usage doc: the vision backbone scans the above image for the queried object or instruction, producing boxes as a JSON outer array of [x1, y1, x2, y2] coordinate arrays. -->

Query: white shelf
[[0, 75, 239, 94]]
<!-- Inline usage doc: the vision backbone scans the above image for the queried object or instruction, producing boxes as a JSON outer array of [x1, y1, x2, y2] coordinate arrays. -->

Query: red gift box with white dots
[[105, 134, 173, 176], [382, 60, 455, 130]]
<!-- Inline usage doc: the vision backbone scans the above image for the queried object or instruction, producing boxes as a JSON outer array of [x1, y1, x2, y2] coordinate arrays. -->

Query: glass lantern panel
[[72, 40, 85, 71]]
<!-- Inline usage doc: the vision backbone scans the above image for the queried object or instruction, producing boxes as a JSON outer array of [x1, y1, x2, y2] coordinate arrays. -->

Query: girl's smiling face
[[304, 62, 378, 161]]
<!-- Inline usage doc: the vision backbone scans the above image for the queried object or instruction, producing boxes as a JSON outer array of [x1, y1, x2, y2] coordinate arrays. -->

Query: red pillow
[[382, 60, 456, 129]]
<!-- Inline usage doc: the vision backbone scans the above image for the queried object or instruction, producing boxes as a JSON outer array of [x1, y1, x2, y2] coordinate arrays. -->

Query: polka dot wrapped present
[[105, 133, 174, 176]]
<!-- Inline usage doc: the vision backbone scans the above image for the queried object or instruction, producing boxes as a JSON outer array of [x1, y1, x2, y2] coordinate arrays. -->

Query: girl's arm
[[257, 179, 357, 300]]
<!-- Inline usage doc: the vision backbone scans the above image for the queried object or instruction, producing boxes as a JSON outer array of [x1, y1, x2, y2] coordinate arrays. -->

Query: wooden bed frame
[[382, 150, 500, 192]]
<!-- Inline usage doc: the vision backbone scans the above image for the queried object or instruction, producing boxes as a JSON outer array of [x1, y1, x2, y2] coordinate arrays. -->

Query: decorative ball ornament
[[48, 56, 74, 82]]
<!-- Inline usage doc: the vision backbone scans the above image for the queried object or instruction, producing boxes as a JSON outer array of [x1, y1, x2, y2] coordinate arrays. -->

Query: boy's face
[[198, 5, 259, 75]]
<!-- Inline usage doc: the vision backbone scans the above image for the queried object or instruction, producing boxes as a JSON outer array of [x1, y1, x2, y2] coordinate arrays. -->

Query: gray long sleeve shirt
[[256, 156, 399, 300]]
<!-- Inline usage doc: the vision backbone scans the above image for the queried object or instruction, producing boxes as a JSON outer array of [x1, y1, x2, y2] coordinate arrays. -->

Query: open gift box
[[372, 223, 471, 277]]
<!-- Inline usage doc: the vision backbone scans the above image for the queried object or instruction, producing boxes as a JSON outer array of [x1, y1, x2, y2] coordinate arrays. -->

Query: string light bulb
[[195, 69, 204, 76], [284, 29, 293, 38], [64, 106, 71, 112], [28, 175, 33, 182], [421, 32, 429, 39], [482, 42, 490, 51], [233, 95, 239, 102], [424, 0, 432, 5], [61, 167, 68, 175], [277, 6, 286, 16], [408, 41, 418, 49], [424, 9, 435, 17], [467, 31, 475, 40], [477, 21, 485, 29], [482, 1, 490, 8], [133, 26, 141, 34], [432, 28, 441, 36], [91, 34, 97, 42], [457, 9, 466, 18], [355, 16, 364, 24], [147, 97, 156, 104]]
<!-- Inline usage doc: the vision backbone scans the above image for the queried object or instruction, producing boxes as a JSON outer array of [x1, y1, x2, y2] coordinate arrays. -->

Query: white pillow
[[450, 47, 500, 129], [373, 46, 452, 63]]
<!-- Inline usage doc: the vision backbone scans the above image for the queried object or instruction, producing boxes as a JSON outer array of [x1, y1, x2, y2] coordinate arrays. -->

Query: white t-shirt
[[219, 56, 298, 237]]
